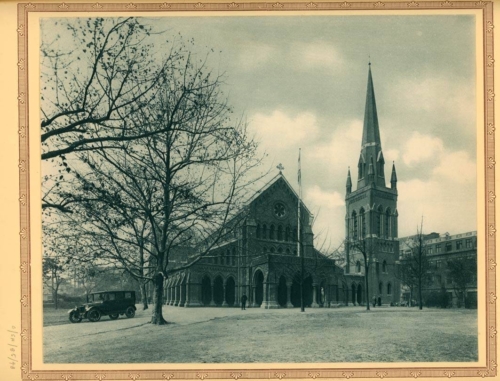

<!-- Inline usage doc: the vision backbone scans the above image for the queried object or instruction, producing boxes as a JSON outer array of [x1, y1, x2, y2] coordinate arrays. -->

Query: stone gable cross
[[276, 163, 284, 173]]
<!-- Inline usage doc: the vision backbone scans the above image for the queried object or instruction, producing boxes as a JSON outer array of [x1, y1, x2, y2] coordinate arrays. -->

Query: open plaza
[[43, 305, 477, 364]]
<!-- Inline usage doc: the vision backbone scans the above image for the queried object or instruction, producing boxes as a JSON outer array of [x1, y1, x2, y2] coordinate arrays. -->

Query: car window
[[125, 292, 132, 299], [115, 292, 124, 300], [108, 293, 116, 301]]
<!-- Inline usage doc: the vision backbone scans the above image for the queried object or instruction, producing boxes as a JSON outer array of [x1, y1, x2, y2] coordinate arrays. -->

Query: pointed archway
[[253, 270, 264, 307], [213, 276, 224, 306], [277, 275, 287, 307], [201, 275, 212, 306], [225, 277, 236, 307]]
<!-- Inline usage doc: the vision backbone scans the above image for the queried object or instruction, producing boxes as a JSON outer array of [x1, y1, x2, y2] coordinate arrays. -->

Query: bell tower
[[344, 63, 400, 305]]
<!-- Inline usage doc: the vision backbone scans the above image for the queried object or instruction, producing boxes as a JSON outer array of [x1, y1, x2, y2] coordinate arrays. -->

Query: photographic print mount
[[18, 0, 495, 380]]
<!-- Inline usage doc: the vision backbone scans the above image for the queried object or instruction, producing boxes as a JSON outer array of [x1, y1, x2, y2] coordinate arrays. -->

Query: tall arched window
[[277, 225, 283, 241], [378, 282, 383, 294], [356, 261, 361, 273], [285, 226, 290, 241], [387, 283, 392, 295], [293, 227, 298, 242], [256, 224, 261, 239], [385, 209, 391, 238], [231, 247, 236, 266], [262, 224, 267, 239], [382, 260, 387, 273], [352, 211, 358, 240], [360, 208, 366, 238], [377, 206, 383, 237], [269, 225, 275, 240]]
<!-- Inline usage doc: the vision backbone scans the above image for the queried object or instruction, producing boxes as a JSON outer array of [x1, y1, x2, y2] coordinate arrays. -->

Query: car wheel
[[125, 306, 135, 318], [88, 309, 101, 322], [109, 314, 119, 320], [69, 311, 82, 323]]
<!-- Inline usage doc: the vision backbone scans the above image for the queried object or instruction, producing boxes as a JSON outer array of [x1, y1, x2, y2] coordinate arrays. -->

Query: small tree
[[348, 239, 375, 311], [447, 256, 476, 308], [42, 257, 66, 309]]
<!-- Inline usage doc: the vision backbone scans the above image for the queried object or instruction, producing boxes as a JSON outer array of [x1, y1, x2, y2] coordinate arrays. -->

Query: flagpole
[[298, 148, 305, 312]]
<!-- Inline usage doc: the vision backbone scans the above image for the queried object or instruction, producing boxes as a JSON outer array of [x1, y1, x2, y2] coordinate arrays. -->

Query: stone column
[[185, 282, 202, 307], [222, 285, 228, 307], [179, 283, 186, 307], [264, 282, 280, 309], [169, 286, 174, 306], [311, 284, 320, 308], [252, 286, 258, 307], [286, 282, 293, 308], [174, 285, 180, 306], [209, 280, 216, 306]]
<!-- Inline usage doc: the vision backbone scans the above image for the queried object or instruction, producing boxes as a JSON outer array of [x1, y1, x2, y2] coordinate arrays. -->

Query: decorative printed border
[[18, 1, 496, 380]]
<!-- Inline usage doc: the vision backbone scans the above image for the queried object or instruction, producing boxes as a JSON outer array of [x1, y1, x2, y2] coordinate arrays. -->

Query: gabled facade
[[344, 64, 400, 306], [164, 173, 343, 308]]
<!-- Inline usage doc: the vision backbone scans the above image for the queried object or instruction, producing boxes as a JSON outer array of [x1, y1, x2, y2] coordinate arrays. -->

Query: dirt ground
[[43, 305, 477, 363]]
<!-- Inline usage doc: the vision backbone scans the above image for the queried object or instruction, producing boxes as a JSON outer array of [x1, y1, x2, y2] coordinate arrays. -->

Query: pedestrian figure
[[241, 294, 248, 310], [372, 296, 376, 307]]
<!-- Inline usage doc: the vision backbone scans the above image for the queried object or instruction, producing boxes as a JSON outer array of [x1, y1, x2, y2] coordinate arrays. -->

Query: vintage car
[[68, 291, 136, 323]]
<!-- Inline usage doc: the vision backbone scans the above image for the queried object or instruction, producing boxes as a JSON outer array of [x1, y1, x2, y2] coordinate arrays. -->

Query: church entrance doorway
[[357, 284, 363, 305], [291, 273, 301, 307], [213, 276, 224, 306], [277, 275, 287, 307], [201, 276, 212, 306], [254, 270, 264, 307], [303, 275, 313, 307], [225, 277, 236, 306], [351, 284, 356, 305]]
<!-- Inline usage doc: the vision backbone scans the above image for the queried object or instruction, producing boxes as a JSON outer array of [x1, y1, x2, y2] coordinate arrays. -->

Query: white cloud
[[402, 132, 444, 166], [250, 110, 320, 150], [433, 150, 476, 184], [292, 41, 344, 70], [305, 185, 344, 210]]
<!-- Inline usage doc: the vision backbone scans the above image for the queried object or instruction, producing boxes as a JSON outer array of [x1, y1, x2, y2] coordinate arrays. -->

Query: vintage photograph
[[40, 14, 478, 364]]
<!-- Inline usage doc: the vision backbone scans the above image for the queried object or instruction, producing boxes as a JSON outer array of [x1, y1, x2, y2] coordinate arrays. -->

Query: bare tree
[[398, 223, 431, 310], [348, 239, 375, 311], [45, 41, 262, 324], [447, 255, 476, 308]]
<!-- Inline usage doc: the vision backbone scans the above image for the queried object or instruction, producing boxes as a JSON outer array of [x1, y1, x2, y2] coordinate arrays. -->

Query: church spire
[[346, 167, 352, 194], [391, 162, 398, 190], [362, 63, 381, 148]]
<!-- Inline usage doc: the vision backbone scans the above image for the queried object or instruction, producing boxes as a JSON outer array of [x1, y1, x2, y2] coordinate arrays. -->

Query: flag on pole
[[298, 148, 301, 185]]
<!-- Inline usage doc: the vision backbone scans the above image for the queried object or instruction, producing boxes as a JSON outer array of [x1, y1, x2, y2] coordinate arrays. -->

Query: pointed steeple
[[362, 63, 381, 148], [346, 167, 352, 194], [391, 162, 398, 190], [357, 63, 386, 189]]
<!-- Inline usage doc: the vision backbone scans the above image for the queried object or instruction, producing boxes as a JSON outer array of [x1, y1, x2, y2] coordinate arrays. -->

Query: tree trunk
[[140, 282, 149, 310], [364, 260, 370, 311], [418, 277, 423, 310], [150, 273, 168, 325]]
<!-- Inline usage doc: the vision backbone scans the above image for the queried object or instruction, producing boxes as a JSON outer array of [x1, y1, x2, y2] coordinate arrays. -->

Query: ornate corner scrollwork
[[58, 2, 69, 8], [410, 371, 421, 378], [376, 371, 388, 379], [20, 329, 28, 340], [489, 225, 496, 236], [18, 59, 25, 70], [21, 362, 28, 374], [231, 373, 243, 380], [488, 122, 495, 135], [160, 2, 171, 8], [126, 3, 137, 8], [18, 93, 25, 104], [487, 21, 494, 34], [440, 0, 453, 5], [17, 24, 24, 36], [20, 261, 27, 273], [197, 374, 208, 380], [475, 0, 487, 6], [490, 325, 497, 338], [488, 89, 495, 101], [407, 1, 419, 6], [19, 126, 26, 138], [92, 2, 103, 9], [488, 55, 495, 67], [306, 1, 318, 7], [340, 1, 351, 7], [24, 3, 36, 8], [478, 370, 489, 378], [95, 375, 106, 381], [342, 372, 354, 379], [272, 2, 284, 8], [491, 360, 497, 371], [374, 1, 385, 6], [162, 374, 174, 380], [128, 374, 140, 381], [20, 228, 27, 239], [21, 295, 28, 307], [308, 373, 320, 379], [444, 371, 455, 378], [275, 372, 286, 380], [61, 375, 73, 381], [228, 2, 239, 7], [194, 2, 205, 8]]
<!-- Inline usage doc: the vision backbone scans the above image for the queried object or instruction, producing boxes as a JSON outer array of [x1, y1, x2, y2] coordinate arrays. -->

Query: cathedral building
[[164, 64, 401, 308]]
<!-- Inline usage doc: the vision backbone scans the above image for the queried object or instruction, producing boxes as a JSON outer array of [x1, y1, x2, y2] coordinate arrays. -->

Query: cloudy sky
[[44, 14, 477, 248]]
